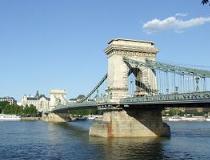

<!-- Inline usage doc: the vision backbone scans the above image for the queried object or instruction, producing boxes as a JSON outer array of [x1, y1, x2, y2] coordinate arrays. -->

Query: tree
[[23, 104, 38, 116], [70, 108, 98, 116], [77, 94, 86, 100], [0, 102, 38, 116], [202, 0, 209, 5]]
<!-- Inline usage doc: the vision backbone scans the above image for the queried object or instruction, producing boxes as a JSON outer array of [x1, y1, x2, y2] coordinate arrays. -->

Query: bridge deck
[[51, 101, 118, 112], [51, 91, 210, 112], [121, 91, 210, 106]]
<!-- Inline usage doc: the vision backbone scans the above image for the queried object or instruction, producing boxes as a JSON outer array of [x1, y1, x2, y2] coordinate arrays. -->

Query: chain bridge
[[43, 38, 210, 138]]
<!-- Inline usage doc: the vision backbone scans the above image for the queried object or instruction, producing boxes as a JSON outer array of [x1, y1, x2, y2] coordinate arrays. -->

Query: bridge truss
[[124, 57, 210, 95], [51, 57, 210, 112]]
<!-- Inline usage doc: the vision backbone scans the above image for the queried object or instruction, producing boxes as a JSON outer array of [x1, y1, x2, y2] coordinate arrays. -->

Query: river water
[[0, 120, 210, 160]]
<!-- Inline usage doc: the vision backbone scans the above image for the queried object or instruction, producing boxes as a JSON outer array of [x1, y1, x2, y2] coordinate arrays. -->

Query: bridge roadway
[[51, 91, 210, 113]]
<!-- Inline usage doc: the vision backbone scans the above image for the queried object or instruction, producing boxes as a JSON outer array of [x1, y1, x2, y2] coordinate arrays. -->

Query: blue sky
[[0, 0, 210, 100]]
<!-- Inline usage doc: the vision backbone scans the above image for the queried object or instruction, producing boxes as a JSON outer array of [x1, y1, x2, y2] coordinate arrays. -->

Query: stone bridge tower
[[49, 89, 68, 109], [90, 39, 170, 138], [105, 38, 158, 103]]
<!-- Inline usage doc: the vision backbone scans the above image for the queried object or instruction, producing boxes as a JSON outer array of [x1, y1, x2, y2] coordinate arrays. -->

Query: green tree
[[202, 0, 209, 5], [23, 104, 38, 116], [70, 108, 98, 116], [167, 108, 184, 116], [0, 102, 38, 116]]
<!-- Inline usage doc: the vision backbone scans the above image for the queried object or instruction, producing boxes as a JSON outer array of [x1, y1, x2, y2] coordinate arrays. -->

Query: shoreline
[[163, 116, 210, 122], [21, 117, 41, 121]]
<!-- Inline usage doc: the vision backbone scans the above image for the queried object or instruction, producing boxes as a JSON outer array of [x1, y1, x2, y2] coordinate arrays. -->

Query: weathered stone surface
[[41, 113, 71, 122], [89, 109, 170, 137], [105, 38, 158, 103]]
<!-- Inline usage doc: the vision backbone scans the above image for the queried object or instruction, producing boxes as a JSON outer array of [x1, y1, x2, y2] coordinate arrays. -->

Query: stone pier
[[89, 108, 170, 137], [41, 113, 72, 122]]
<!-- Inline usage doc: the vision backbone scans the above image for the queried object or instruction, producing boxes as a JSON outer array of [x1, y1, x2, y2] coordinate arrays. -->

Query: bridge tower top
[[105, 38, 159, 103], [105, 38, 158, 57]]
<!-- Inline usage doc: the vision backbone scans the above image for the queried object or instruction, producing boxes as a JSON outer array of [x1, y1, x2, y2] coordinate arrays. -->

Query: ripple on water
[[0, 121, 210, 160]]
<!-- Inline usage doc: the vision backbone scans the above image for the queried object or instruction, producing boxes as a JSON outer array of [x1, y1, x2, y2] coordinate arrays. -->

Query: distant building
[[68, 95, 86, 103], [21, 91, 50, 112], [76, 94, 86, 102], [0, 96, 17, 105], [21, 89, 69, 112], [68, 95, 96, 103], [69, 98, 77, 103]]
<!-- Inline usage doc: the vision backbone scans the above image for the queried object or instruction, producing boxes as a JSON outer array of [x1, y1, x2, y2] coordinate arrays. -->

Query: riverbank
[[21, 117, 41, 121], [163, 116, 210, 122]]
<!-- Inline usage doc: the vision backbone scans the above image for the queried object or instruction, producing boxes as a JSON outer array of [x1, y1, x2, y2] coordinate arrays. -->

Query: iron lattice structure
[[51, 58, 210, 112]]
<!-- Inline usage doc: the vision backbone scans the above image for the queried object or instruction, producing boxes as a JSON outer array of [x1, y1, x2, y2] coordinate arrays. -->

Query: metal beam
[[121, 91, 210, 105], [51, 101, 118, 112], [124, 57, 210, 78], [79, 73, 107, 103]]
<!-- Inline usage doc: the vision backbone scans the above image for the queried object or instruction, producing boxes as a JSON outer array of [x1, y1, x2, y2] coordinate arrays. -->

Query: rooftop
[[108, 38, 155, 45], [105, 38, 158, 54]]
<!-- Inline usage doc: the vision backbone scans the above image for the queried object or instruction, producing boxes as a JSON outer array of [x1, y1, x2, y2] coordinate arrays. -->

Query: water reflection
[[89, 137, 167, 160], [51, 121, 169, 160], [46, 121, 90, 143], [39, 121, 210, 160], [2, 121, 208, 160]]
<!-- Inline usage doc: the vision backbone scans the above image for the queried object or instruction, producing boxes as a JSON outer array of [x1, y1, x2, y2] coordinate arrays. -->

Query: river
[[0, 120, 210, 160]]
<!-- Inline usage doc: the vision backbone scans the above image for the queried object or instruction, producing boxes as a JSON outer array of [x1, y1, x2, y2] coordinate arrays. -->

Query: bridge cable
[[193, 74, 195, 92], [164, 71, 166, 94], [173, 71, 176, 92], [147, 67, 151, 94], [180, 74, 183, 93], [182, 74, 185, 93], [123, 57, 210, 78], [166, 71, 169, 94], [203, 77, 206, 91], [79, 73, 107, 103], [158, 70, 161, 94]]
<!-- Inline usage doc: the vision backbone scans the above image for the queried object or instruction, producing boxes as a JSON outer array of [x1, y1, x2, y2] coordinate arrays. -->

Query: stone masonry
[[41, 113, 71, 122], [89, 38, 170, 138], [105, 38, 158, 103], [89, 109, 170, 137]]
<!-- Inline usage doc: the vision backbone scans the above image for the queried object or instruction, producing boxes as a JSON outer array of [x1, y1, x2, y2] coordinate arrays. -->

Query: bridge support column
[[41, 113, 72, 122], [89, 108, 170, 137], [105, 39, 158, 103]]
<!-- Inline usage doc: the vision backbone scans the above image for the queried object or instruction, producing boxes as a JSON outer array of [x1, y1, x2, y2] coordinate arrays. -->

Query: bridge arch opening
[[128, 67, 154, 97], [105, 38, 158, 103]]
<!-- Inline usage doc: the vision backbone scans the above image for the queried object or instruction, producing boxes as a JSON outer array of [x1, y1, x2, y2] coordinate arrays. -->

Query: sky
[[0, 0, 210, 101]]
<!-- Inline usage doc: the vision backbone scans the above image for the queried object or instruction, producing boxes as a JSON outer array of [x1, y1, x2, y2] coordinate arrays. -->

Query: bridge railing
[[121, 91, 210, 104], [124, 57, 210, 95], [50, 96, 112, 112]]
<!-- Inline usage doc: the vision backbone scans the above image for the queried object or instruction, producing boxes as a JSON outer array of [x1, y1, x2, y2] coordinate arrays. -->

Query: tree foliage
[[70, 108, 99, 116], [167, 109, 184, 116], [0, 102, 39, 116], [202, 0, 209, 5]]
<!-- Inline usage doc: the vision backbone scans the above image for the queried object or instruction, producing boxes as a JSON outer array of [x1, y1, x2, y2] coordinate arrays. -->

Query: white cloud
[[143, 14, 210, 34]]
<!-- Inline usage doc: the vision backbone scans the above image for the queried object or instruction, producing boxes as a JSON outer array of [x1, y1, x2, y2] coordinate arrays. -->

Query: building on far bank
[[0, 96, 17, 105], [21, 91, 50, 112], [76, 94, 86, 102], [69, 94, 96, 103], [69, 98, 77, 103], [21, 89, 69, 112]]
